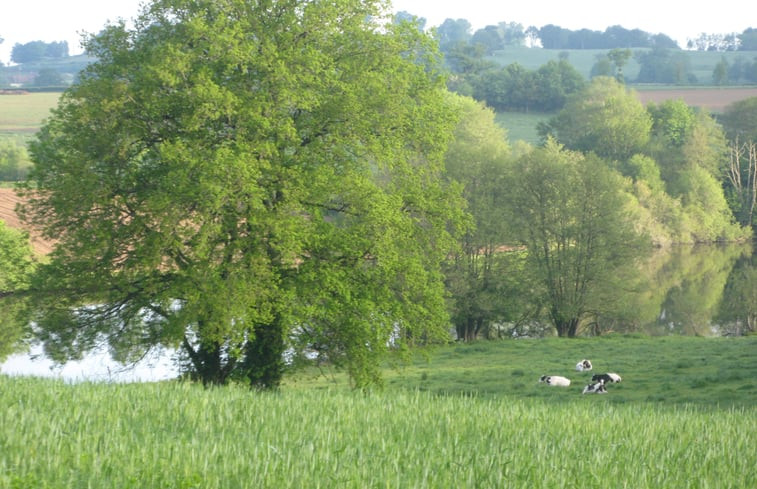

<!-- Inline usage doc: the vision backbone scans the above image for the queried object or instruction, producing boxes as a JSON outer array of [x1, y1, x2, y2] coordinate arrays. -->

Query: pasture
[[2, 336, 756, 488], [0, 91, 59, 136]]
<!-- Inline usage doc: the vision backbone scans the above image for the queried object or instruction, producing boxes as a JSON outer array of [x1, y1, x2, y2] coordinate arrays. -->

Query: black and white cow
[[582, 380, 608, 394], [575, 359, 593, 371], [591, 373, 621, 384], [539, 375, 571, 387]]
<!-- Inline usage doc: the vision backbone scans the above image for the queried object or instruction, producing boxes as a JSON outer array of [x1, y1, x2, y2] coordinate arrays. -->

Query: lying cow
[[539, 375, 571, 387], [582, 380, 608, 394], [575, 359, 593, 371], [591, 373, 621, 384]]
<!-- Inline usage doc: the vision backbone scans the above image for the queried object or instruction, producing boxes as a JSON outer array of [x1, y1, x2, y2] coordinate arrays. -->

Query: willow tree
[[505, 140, 647, 337], [19, 0, 465, 388]]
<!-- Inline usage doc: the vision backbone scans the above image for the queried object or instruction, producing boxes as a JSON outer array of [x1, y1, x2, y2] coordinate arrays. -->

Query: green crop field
[[0, 92, 60, 144], [2, 336, 756, 488]]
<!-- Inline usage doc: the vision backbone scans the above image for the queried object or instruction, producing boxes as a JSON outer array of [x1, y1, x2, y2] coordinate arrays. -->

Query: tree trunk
[[555, 318, 580, 337], [243, 317, 286, 390], [182, 336, 235, 386]]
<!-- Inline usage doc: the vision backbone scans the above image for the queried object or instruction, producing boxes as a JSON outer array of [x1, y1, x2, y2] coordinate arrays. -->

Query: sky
[[1, 0, 755, 64]]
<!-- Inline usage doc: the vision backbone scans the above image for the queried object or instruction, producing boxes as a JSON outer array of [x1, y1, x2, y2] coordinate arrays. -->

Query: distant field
[[634, 86, 757, 112], [0, 92, 59, 134]]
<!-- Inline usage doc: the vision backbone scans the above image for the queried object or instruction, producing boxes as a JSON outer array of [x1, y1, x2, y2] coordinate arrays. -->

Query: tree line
[[0, 1, 755, 390], [426, 16, 757, 53], [10, 41, 69, 64]]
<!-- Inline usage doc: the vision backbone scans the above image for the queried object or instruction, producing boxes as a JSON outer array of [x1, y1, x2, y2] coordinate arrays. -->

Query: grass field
[[292, 335, 757, 409], [2, 336, 755, 488], [0, 92, 59, 134]]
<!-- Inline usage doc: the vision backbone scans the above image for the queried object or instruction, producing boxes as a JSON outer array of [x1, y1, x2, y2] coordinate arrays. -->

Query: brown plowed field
[[0, 188, 53, 255], [635, 87, 757, 112]]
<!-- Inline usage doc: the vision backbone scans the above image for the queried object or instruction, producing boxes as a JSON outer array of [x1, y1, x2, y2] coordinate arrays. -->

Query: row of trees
[[445, 77, 754, 340], [468, 59, 585, 112], [10, 41, 69, 64], [0, 2, 754, 390], [688, 28, 757, 51], [712, 55, 757, 85], [432, 18, 679, 53]]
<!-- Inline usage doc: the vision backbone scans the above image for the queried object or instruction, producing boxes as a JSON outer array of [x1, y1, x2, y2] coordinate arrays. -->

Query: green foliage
[[0, 219, 35, 359], [33, 68, 64, 87], [720, 96, 757, 142], [635, 48, 695, 84], [648, 99, 696, 147], [11, 41, 68, 64], [0, 141, 31, 181], [543, 77, 652, 161], [442, 94, 519, 340], [504, 140, 648, 336], [470, 59, 585, 112], [712, 57, 729, 85], [19, 0, 465, 389], [544, 77, 749, 244]]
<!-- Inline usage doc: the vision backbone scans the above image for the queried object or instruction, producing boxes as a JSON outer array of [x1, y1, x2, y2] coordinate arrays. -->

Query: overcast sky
[[1, 0, 755, 64]]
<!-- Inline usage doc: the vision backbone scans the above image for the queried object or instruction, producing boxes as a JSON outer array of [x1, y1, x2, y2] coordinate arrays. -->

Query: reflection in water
[[600, 242, 755, 336], [1, 343, 178, 382]]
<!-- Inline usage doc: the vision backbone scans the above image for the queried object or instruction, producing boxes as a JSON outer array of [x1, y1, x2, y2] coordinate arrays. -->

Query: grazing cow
[[592, 373, 621, 384], [582, 380, 607, 394], [575, 359, 593, 371], [539, 375, 571, 387]]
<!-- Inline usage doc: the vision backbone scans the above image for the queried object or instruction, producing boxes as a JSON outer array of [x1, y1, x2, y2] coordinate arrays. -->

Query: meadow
[[2, 336, 756, 488], [0, 92, 59, 138]]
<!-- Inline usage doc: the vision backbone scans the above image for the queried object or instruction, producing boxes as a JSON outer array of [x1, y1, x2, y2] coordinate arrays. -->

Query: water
[[1, 343, 178, 382], [2, 243, 754, 381]]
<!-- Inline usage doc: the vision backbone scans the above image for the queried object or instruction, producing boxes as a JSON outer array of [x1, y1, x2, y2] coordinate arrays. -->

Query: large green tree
[[505, 140, 647, 337], [19, 0, 465, 389]]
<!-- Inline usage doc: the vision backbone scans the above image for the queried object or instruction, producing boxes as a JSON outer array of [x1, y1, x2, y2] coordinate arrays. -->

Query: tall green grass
[[3, 336, 757, 488], [1, 375, 755, 488]]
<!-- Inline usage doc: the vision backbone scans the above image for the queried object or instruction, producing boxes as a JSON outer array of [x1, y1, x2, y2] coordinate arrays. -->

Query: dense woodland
[[0, 1, 756, 389]]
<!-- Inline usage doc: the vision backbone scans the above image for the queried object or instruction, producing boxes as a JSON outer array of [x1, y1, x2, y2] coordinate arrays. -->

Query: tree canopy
[[504, 140, 647, 337], [19, 0, 466, 389]]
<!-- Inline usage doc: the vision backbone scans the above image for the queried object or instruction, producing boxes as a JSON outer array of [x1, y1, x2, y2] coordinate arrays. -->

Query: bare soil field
[[0, 188, 52, 255], [634, 87, 757, 112]]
